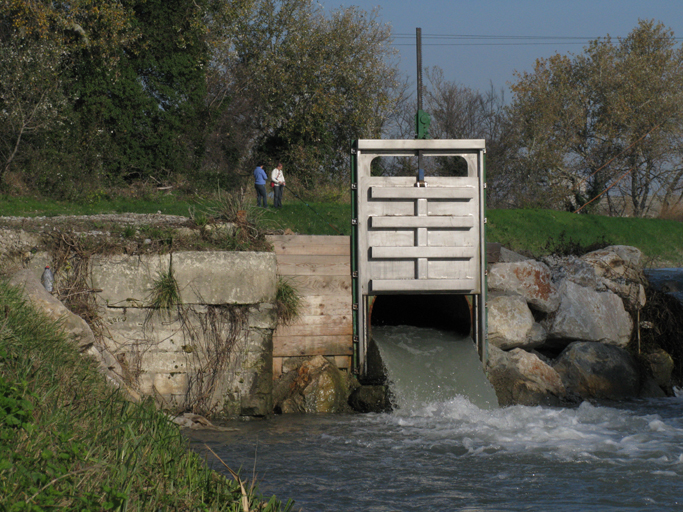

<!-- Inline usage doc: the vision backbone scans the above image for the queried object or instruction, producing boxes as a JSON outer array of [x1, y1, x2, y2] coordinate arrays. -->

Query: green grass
[[0, 193, 197, 217], [0, 279, 293, 511], [3, 193, 683, 265], [487, 209, 683, 266], [261, 201, 351, 236]]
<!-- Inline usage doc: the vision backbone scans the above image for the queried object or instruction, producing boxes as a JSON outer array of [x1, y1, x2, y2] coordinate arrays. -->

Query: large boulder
[[348, 385, 391, 413], [9, 269, 96, 351], [642, 348, 674, 390], [8, 269, 133, 396], [582, 245, 643, 275], [553, 342, 640, 400], [581, 246, 646, 310], [545, 281, 633, 349], [542, 254, 604, 291], [486, 346, 565, 406], [488, 260, 560, 313], [487, 295, 545, 350], [276, 355, 356, 414]]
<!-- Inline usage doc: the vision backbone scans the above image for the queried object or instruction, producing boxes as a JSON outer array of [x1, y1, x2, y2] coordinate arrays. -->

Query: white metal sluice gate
[[350, 139, 488, 377]]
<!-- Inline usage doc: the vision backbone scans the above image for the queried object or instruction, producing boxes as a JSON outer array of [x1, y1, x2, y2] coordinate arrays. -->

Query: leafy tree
[[0, 0, 137, 189], [0, 35, 68, 182], [70, 0, 214, 183], [507, 20, 683, 216], [215, 0, 400, 187]]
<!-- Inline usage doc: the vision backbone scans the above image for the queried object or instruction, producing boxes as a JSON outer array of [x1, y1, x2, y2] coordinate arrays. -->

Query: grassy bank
[[0, 280, 292, 511], [2, 193, 683, 266], [487, 209, 683, 267]]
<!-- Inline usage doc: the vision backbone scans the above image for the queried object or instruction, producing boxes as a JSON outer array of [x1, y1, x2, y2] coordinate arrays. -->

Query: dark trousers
[[255, 184, 267, 207], [273, 185, 283, 207]]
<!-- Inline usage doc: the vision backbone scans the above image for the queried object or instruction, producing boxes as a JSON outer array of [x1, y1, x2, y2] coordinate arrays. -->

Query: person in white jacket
[[271, 162, 286, 208]]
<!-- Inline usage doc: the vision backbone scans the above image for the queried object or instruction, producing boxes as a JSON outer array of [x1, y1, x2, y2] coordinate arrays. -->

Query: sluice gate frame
[[351, 139, 488, 377]]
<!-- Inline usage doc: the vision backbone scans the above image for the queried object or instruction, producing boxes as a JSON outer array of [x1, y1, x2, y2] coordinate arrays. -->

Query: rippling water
[[188, 326, 683, 511]]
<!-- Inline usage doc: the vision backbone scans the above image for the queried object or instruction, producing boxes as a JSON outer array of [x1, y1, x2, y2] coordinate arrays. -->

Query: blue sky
[[318, 0, 683, 96]]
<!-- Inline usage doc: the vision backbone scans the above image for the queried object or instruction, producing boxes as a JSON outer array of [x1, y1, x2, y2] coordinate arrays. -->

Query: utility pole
[[415, 27, 430, 185]]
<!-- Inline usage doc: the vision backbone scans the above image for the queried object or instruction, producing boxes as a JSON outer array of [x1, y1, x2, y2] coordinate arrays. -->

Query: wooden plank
[[370, 246, 476, 259], [298, 295, 352, 316], [370, 278, 476, 292], [268, 236, 350, 256], [274, 315, 352, 337], [277, 254, 350, 276], [273, 357, 283, 380], [370, 215, 474, 229], [370, 186, 476, 200], [274, 335, 353, 357], [267, 235, 349, 246], [487, 242, 502, 264], [281, 275, 351, 296], [334, 356, 351, 370], [273, 244, 349, 256]]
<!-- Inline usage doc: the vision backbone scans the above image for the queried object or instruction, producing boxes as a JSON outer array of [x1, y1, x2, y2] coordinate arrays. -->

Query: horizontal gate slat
[[370, 187, 476, 199], [370, 216, 474, 228], [370, 246, 476, 259], [370, 278, 476, 292]]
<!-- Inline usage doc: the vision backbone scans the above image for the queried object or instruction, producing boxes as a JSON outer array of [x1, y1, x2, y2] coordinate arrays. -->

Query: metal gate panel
[[351, 139, 487, 376]]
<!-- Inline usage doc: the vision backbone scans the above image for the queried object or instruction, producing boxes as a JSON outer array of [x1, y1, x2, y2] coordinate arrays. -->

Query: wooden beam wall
[[267, 235, 352, 379]]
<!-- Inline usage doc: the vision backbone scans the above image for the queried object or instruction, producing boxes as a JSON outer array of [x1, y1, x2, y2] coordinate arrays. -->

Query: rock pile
[[486, 245, 670, 406]]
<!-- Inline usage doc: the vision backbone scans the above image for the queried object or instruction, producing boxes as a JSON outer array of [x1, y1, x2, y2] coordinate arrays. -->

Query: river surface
[[188, 326, 683, 511]]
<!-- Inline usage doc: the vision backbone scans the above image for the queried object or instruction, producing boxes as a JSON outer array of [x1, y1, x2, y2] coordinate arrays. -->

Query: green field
[[2, 193, 682, 266]]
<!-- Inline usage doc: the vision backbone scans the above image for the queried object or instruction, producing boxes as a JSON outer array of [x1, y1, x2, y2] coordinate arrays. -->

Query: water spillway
[[369, 293, 497, 409], [372, 325, 498, 410]]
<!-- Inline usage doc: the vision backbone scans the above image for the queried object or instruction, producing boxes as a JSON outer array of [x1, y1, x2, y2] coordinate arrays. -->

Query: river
[[188, 326, 683, 511]]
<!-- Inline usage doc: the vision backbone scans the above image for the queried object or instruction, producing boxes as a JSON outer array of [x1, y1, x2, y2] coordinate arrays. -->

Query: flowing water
[[188, 326, 683, 511]]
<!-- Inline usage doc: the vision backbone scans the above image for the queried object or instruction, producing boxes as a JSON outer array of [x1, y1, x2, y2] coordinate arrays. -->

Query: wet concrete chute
[[350, 139, 488, 380]]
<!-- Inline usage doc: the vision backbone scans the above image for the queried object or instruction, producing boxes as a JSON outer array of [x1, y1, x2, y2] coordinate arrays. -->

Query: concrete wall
[[91, 251, 278, 418]]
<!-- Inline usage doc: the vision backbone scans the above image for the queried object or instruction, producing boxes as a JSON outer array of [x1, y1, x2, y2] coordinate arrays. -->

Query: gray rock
[[275, 355, 352, 414], [602, 245, 643, 268], [499, 246, 531, 263], [581, 247, 642, 282], [486, 346, 565, 406], [546, 281, 632, 348], [349, 385, 391, 413], [553, 342, 640, 400], [9, 269, 96, 351], [487, 295, 544, 350], [642, 348, 674, 389], [488, 260, 560, 313], [542, 254, 604, 291]]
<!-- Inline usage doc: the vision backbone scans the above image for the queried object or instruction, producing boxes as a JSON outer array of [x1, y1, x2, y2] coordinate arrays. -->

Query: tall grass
[[0, 279, 293, 511]]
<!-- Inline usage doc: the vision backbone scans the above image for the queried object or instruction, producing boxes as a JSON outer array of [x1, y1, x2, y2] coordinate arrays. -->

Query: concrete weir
[[91, 251, 278, 418]]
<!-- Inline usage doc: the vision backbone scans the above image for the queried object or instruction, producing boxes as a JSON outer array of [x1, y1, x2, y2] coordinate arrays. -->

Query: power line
[[391, 33, 683, 46]]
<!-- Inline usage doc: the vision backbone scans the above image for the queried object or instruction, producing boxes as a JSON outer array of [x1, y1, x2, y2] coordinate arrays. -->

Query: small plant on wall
[[276, 277, 301, 326], [147, 255, 182, 317]]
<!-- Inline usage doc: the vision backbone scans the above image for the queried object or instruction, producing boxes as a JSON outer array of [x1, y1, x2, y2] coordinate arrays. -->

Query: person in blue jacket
[[254, 163, 268, 208]]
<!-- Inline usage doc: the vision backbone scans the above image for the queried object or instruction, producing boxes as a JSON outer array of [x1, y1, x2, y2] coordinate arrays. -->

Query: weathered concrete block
[[248, 303, 278, 329], [91, 251, 277, 306], [139, 351, 192, 374]]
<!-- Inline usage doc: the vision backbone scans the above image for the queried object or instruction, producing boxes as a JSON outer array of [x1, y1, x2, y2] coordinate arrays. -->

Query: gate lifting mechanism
[[350, 139, 488, 377]]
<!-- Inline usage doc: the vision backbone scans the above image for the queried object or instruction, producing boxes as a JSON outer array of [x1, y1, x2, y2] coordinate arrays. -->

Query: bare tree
[[507, 20, 683, 216]]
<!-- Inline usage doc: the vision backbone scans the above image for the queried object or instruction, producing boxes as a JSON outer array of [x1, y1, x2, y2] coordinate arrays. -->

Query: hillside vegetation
[[0, 279, 292, 511]]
